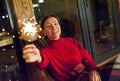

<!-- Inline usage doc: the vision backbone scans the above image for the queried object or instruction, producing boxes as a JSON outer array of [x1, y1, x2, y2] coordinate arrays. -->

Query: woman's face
[[43, 17, 61, 40]]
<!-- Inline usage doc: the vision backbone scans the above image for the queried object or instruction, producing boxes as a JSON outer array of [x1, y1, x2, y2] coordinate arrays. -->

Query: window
[[0, 0, 28, 81]]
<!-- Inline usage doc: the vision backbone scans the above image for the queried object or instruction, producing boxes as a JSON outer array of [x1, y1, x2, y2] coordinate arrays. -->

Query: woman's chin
[[50, 36, 60, 40]]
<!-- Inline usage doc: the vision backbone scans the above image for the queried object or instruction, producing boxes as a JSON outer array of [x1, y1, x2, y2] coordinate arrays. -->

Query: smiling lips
[[52, 31, 59, 35]]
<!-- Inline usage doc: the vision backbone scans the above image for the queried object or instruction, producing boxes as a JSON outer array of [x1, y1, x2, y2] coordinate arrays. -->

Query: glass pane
[[0, 1, 26, 81], [93, 0, 117, 55], [32, 0, 83, 44]]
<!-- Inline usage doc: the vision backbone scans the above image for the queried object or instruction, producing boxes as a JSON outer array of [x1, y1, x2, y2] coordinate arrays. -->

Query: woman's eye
[[54, 22, 58, 25], [46, 25, 50, 27], [46, 24, 51, 28]]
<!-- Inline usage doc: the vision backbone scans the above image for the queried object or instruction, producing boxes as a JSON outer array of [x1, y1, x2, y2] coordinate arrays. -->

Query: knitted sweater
[[36, 37, 97, 81]]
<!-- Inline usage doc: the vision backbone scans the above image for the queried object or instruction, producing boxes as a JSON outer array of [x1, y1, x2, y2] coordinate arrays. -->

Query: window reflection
[[93, 0, 117, 55], [0, 1, 25, 81]]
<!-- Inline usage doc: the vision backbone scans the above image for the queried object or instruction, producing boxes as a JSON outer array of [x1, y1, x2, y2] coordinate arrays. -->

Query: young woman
[[23, 15, 101, 81]]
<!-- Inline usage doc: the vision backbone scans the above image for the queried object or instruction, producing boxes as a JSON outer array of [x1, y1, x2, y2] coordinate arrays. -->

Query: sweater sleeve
[[35, 49, 49, 70], [73, 39, 97, 72]]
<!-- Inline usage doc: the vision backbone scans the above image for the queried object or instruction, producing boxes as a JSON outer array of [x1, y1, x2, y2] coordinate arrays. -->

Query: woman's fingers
[[22, 44, 41, 63], [89, 70, 101, 81], [23, 44, 36, 50], [24, 53, 35, 63]]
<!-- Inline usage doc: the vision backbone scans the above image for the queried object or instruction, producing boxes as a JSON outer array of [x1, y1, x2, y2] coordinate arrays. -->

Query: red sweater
[[36, 37, 97, 81]]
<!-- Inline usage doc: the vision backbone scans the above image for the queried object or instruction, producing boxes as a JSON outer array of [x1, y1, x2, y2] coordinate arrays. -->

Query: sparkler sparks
[[22, 22, 37, 35], [18, 17, 42, 42]]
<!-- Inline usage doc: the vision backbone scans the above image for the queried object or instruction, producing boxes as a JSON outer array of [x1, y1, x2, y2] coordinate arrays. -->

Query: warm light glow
[[22, 22, 37, 34], [39, 0, 44, 3], [33, 4, 39, 8], [2, 16, 5, 19], [18, 17, 42, 42], [2, 28, 5, 32], [12, 35, 15, 38]]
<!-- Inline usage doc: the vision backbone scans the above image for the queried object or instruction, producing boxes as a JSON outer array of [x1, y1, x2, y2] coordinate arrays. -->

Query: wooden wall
[[11, 0, 54, 81]]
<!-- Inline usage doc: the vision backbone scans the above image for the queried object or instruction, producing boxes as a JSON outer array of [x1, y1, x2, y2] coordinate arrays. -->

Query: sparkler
[[18, 17, 42, 42]]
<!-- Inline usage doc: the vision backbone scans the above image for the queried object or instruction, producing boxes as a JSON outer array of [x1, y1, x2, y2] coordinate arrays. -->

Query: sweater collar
[[48, 37, 63, 46]]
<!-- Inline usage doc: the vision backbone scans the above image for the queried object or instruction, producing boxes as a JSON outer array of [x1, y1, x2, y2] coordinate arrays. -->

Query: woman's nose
[[51, 25, 56, 29]]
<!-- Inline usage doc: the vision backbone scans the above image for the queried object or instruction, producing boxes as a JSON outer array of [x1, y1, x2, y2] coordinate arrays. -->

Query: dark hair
[[40, 15, 60, 30]]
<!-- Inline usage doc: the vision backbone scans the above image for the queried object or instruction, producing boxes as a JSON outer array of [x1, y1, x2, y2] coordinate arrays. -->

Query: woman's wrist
[[37, 55, 42, 63]]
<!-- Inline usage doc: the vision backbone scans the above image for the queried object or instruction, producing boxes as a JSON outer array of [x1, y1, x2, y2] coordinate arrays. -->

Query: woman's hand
[[89, 70, 101, 81], [23, 44, 42, 63]]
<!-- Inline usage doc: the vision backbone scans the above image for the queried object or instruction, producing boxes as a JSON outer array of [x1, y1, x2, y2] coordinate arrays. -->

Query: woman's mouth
[[52, 31, 59, 35]]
